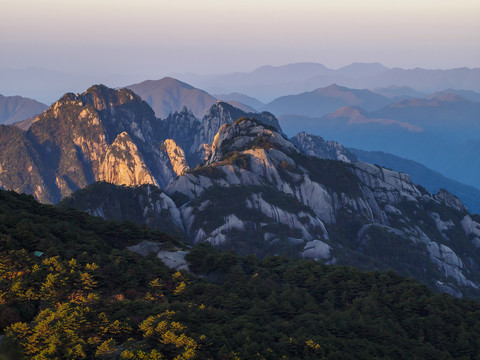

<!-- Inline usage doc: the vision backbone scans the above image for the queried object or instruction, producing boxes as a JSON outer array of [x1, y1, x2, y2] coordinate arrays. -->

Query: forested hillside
[[1, 189, 480, 359]]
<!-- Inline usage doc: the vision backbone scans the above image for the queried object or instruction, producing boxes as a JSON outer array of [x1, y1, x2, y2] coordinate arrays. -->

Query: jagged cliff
[[0, 86, 282, 203], [2, 84, 480, 298], [0, 85, 188, 202], [162, 118, 480, 297], [60, 116, 480, 297], [290, 131, 357, 163], [160, 102, 283, 167]]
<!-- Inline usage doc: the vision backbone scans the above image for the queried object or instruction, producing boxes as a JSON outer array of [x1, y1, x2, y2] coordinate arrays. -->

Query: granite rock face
[[162, 118, 480, 297], [290, 131, 357, 163], [4, 83, 480, 298], [0, 85, 179, 201], [100, 132, 157, 187]]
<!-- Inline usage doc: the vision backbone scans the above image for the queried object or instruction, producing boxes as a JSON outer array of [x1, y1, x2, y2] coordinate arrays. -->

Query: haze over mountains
[[2, 62, 480, 105], [177, 62, 480, 102], [264, 84, 393, 118], [127, 78, 217, 119], [2, 64, 479, 203], [127, 77, 262, 118], [0, 94, 47, 125], [277, 91, 480, 190], [1, 78, 480, 300]]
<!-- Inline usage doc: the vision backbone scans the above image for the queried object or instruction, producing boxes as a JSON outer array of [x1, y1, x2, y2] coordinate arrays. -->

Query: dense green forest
[[1, 189, 480, 359]]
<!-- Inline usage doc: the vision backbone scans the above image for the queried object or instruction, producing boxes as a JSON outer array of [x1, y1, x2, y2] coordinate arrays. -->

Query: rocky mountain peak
[[290, 132, 357, 163], [82, 85, 141, 111], [207, 117, 295, 165], [163, 139, 189, 176], [100, 131, 157, 187], [55, 85, 141, 113], [435, 189, 468, 213]]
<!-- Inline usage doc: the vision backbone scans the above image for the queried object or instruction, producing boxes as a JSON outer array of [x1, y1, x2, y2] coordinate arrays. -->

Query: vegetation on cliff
[[1, 189, 480, 359]]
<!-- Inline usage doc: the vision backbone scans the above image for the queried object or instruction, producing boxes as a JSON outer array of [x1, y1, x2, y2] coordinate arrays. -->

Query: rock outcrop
[[0, 85, 180, 201], [290, 131, 357, 163], [163, 139, 189, 176], [100, 132, 157, 186], [161, 118, 480, 296], [3, 83, 480, 298]]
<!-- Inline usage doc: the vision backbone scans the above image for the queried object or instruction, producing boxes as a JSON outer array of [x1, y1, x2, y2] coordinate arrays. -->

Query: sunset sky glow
[[1, 0, 479, 77]]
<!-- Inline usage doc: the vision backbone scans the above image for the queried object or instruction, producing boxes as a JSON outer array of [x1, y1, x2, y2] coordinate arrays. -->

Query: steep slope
[[3, 188, 480, 359], [196, 101, 282, 146], [59, 117, 480, 297], [161, 118, 480, 297], [163, 101, 283, 167], [0, 85, 183, 202], [265, 84, 392, 118], [58, 182, 185, 237], [127, 77, 217, 119], [99, 131, 158, 186], [0, 94, 48, 125], [158, 107, 201, 166], [350, 148, 480, 215], [290, 132, 357, 163], [0, 125, 53, 203]]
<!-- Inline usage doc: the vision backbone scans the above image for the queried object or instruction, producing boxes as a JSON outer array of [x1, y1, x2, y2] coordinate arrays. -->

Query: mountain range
[[0, 85, 280, 203], [55, 112, 480, 298], [271, 87, 480, 138], [3, 62, 479, 106], [2, 61, 480, 359], [1, 81, 480, 299], [123, 79, 480, 194], [177, 62, 480, 101], [127, 77, 262, 118], [264, 84, 394, 118], [277, 91, 480, 190]]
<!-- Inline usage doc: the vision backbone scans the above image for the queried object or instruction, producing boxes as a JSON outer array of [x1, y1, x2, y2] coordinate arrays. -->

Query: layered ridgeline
[[0, 85, 281, 203], [2, 189, 480, 359], [60, 118, 480, 298], [278, 92, 480, 191], [3, 83, 480, 297]]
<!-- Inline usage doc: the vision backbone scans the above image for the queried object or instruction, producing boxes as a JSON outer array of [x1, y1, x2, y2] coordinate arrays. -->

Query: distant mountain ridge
[[0, 93, 47, 125], [177, 62, 480, 101], [127, 77, 263, 119], [127, 77, 218, 119], [277, 89, 480, 190], [264, 84, 393, 118], [213, 92, 266, 111]]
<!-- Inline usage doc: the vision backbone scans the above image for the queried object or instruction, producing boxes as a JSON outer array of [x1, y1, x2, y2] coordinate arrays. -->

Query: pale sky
[[1, 0, 479, 77]]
